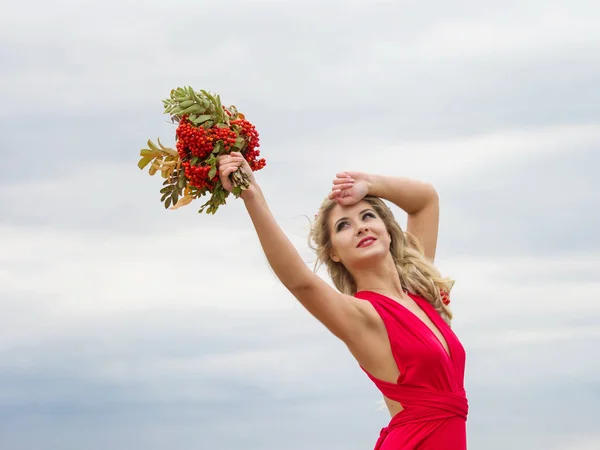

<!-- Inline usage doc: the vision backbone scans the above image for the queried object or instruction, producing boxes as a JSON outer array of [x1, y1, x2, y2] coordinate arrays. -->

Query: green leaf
[[160, 186, 171, 194], [232, 186, 242, 197], [201, 90, 217, 106], [198, 199, 211, 214], [213, 141, 224, 155], [233, 137, 245, 150], [189, 114, 197, 122], [214, 95, 223, 122], [137, 156, 153, 170], [172, 190, 179, 205], [161, 192, 170, 201], [208, 166, 217, 179], [178, 176, 186, 189], [191, 157, 200, 165], [193, 115, 212, 125], [165, 196, 172, 209]]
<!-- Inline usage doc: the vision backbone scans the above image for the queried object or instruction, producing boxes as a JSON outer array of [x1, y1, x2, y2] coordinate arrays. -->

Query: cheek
[[329, 234, 342, 258], [330, 233, 351, 259], [378, 225, 391, 245]]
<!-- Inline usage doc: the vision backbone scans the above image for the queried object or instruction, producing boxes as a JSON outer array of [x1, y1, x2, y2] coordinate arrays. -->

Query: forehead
[[329, 200, 374, 221]]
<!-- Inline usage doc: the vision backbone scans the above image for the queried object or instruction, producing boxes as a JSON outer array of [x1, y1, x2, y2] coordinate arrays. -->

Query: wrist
[[241, 183, 262, 202], [365, 174, 438, 214], [366, 173, 381, 197]]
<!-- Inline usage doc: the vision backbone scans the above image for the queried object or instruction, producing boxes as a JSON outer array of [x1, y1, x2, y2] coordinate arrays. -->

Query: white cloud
[[560, 436, 600, 450], [323, 122, 600, 184], [1, 0, 599, 448], [2, 0, 599, 119]]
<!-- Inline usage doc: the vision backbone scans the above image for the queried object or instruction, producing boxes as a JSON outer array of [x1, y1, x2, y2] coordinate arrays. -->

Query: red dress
[[354, 290, 468, 450]]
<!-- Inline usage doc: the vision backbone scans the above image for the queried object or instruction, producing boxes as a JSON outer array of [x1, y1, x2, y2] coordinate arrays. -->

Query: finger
[[219, 153, 243, 163], [332, 178, 354, 186], [222, 166, 238, 177], [220, 158, 243, 169], [217, 161, 236, 173], [336, 172, 352, 178], [225, 156, 244, 166], [218, 156, 232, 167], [328, 189, 341, 200], [332, 182, 354, 190]]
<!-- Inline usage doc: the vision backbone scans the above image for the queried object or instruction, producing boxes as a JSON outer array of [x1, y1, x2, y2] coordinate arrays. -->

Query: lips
[[357, 236, 377, 248]]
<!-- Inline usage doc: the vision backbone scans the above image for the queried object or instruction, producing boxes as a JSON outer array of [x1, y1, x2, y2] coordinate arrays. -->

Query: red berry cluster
[[174, 116, 266, 191], [231, 119, 266, 171], [181, 163, 213, 189]]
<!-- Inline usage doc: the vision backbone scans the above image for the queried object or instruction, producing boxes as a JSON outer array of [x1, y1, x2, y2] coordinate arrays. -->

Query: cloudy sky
[[1, 0, 599, 449]]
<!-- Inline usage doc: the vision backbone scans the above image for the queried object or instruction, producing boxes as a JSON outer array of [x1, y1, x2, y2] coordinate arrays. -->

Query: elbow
[[426, 182, 439, 200], [425, 182, 439, 207]]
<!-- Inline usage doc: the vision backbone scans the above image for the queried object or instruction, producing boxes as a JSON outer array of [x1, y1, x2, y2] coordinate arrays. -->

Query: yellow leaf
[[140, 149, 158, 157], [157, 137, 178, 157], [149, 162, 161, 176], [147, 139, 161, 153], [169, 194, 194, 210], [137, 156, 153, 170]]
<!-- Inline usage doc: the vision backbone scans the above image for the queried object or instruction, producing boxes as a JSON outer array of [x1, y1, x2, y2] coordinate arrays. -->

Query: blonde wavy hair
[[309, 196, 455, 324]]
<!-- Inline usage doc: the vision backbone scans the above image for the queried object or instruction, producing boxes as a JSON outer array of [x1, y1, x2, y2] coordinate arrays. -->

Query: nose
[[356, 224, 369, 235]]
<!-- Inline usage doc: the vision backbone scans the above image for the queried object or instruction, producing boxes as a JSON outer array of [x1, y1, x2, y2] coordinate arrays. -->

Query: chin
[[350, 246, 390, 270]]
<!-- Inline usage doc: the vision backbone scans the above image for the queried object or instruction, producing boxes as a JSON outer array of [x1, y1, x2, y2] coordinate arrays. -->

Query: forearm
[[367, 174, 438, 214], [241, 185, 313, 292]]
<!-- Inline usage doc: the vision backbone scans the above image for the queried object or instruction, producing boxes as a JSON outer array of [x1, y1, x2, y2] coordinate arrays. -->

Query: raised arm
[[367, 174, 439, 261], [218, 153, 368, 342]]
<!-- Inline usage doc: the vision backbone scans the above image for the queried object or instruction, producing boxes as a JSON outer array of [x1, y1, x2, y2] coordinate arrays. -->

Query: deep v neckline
[[364, 290, 453, 361]]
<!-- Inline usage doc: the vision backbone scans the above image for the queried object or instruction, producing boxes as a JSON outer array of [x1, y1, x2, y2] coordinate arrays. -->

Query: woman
[[218, 152, 468, 449]]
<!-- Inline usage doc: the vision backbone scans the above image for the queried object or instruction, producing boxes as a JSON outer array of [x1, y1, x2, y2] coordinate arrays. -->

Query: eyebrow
[[333, 208, 375, 229]]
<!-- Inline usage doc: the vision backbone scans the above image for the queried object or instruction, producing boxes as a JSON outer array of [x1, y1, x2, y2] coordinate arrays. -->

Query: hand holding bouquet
[[137, 86, 266, 214]]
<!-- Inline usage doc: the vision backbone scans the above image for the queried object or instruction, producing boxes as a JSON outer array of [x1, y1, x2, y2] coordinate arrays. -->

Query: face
[[327, 200, 392, 270]]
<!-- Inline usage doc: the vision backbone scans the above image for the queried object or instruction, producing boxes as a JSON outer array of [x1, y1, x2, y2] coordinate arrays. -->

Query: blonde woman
[[218, 152, 468, 450]]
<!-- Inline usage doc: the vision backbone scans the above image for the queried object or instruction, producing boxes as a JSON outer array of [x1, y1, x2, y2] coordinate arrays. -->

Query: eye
[[335, 221, 349, 232], [362, 211, 376, 220]]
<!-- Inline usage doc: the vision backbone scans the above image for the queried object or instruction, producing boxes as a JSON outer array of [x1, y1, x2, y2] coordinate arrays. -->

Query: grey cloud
[[2, 1, 600, 448], [439, 146, 599, 257], [466, 382, 600, 450], [2, 0, 600, 182], [0, 303, 598, 450]]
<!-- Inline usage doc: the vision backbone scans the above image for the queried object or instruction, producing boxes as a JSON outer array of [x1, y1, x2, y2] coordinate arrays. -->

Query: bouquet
[[137, 86, 265, 214]]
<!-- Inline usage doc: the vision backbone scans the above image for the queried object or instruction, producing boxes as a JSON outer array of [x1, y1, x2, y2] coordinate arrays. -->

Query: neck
[[353, 255, 404, 298]]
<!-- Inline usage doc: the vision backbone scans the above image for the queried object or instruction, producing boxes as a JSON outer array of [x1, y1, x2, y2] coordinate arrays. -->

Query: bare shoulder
[[291, 279, 380, 344], [350, 296, 382, 326], [342, 295, 387, 343], [342, 296, 399, 382]]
